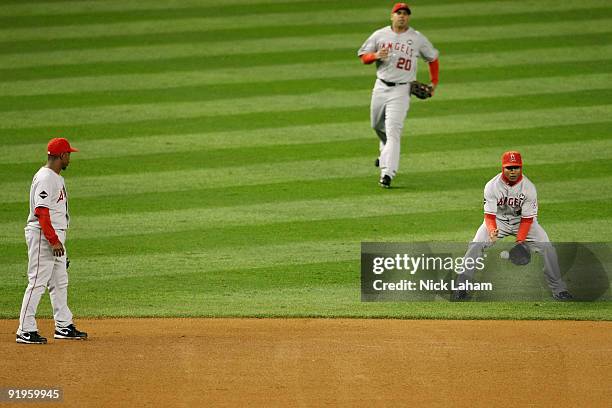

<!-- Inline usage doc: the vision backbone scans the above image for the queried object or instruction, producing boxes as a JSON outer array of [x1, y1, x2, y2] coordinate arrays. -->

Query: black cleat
[[452, 290, 469, 301], [552, 291, 573, 301], [54, 324, 88, 340], [375, 158, 380, 167], [379, 175, 391, 188], [16, 331, 47, 344]]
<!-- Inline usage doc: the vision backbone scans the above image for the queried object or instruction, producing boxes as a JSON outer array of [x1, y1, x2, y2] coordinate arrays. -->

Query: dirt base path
[[1, 319, 611, 407]]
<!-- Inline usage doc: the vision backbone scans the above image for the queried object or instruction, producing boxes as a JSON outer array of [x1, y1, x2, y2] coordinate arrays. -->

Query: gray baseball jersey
[[357, 26, 438, 84], [26, 167, 70, 231], [484, 173, 538, 225]]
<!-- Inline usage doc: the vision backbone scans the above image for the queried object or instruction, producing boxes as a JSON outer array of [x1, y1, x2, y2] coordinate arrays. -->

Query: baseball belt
[[378, 78, 408, 87]]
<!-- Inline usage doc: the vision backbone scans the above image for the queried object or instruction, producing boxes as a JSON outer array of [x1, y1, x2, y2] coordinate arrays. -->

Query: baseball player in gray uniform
[[16, 138, 88, 344], [358, 2, 439, 188], [454, 151, 573, 301]]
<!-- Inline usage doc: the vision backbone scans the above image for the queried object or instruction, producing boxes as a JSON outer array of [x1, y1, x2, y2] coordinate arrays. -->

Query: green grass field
[[1, 0, 611, 320]]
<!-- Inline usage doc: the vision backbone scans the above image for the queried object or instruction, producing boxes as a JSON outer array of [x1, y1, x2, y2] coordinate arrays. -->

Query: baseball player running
[[16, 138, 88, 344], [453, 151, 573, 301], [358, 2, 439, 188]]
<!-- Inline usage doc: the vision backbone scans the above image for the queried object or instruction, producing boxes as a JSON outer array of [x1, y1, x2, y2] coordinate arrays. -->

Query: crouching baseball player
[[453, 151, 573, 301], [16, 138, 88, 344]]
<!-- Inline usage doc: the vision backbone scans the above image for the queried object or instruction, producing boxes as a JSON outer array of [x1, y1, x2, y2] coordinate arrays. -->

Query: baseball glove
[[410, 81, 434, 99], [509, 243, 531, 266]]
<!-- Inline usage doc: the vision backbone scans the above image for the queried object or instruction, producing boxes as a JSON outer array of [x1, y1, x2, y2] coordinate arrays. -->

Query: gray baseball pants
[[457, 219, 568, 295], [18, 228, 73, 334], [370, 80, 411, 179]]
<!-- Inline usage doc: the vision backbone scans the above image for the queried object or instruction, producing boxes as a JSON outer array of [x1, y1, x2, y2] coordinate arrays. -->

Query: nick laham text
[[372, 279, 493, 292]]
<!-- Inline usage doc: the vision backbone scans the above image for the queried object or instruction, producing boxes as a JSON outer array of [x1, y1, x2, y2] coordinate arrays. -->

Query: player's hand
[[488, 229, 499, 243], [430, 83, 437, 96], [376, 48, 389, 61], [52, 241, 65, 257]]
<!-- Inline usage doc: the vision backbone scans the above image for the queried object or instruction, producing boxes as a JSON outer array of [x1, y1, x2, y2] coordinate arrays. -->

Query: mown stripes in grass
[[2, 47, 612, 97], [2, 158, 610, 228], [3, 120, 610, 166], [2, 199, 609, 264], [0, 0, 610, 320], [3, 8, 612, 55], [1, 88, 610, 130], [2, 68, 612, 112], [3, 176, 611, 245], [3, 21, 612, 71], [2, 138, 610, 204], [2, 124, 612, 182]]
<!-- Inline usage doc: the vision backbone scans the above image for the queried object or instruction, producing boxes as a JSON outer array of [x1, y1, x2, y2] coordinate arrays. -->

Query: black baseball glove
[[410, 81, 434, 99], [509, 243, 531, 266]]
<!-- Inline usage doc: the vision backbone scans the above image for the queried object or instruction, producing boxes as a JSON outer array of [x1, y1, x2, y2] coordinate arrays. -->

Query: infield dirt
[[1, 318, 611, 407]]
